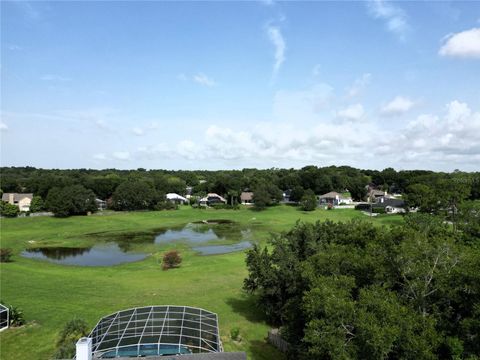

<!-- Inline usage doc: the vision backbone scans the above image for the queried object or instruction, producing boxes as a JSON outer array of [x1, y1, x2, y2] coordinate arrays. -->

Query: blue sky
[[1, 1, 479, 171]]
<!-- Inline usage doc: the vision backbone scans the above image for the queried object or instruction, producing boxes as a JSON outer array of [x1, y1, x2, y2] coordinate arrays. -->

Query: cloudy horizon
[[1, 1, 479, 172]]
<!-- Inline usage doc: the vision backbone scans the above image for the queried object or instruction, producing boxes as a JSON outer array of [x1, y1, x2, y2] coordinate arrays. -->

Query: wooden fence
[[267, 328, 289, 353]]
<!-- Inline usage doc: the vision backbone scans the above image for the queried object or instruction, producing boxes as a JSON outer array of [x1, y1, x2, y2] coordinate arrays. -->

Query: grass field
[[0, 205, 403, 359]]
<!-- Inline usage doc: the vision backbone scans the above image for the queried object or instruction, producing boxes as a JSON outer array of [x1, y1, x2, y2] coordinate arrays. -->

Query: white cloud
[[132, 127, 144, 136], [193, 73, 217, 87], [112, 151, 130, 161], [93, 153, 107, 160], [367, 0, 410, 40], [380, 96, 415, 116], [0, 121, 8, 131], [439, 28, 480, 59], [337, 104, 365, 121], [40, 74, 72, 82], [8, 44, 23, 51], [273, 83, 334, 121], [347, 73, 371, 97], [266, 25, 286, 78], [312, 64, 321, 77]]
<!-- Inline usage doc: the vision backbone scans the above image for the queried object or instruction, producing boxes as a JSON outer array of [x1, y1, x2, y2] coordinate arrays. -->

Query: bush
[[162, 250, 182, 270], [0, 202, 19, 217], [230, 326, 241, 341], [210, 203, 239, 210], [54, 318, 89, 359], [327, 203, 334, 210], [8, 304, 25, 326], [355, 203, 371, 211], [0, 248, 13, 262], [372, 207, 386, 214], [155, 201, 178, 211]]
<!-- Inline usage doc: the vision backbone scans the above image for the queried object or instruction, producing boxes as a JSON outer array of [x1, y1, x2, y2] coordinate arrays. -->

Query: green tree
[[289, 186, 305, 203], [111, 179, 158, 211], [46, 185, 97, 217], [300, 189, 317, 211], [29, 195, 45, 213]]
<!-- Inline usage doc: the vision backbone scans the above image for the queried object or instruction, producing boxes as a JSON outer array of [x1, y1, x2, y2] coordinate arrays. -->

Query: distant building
[[240, 192, 254, 205], [372, 198, 406, 213], [199, 193, 227, 206], [166, 193, 188, 204], [319, 191, 352, 206], [95, 198, 107, 211], [1, 193, 33, 212], [282, 189, 292, 203]]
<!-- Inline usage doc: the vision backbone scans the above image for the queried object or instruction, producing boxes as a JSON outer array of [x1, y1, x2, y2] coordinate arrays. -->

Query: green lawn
[[0, 206, 403, 359]]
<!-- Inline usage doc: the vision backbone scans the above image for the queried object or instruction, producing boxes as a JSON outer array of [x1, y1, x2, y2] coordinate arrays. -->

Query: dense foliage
[[244, 216, 480, 359], [45, 185, 97, 217], [111, 178, 159, 211], [0, 202, 19, 217], [54, 318, 89, 359], [300, 189, 317, 211]]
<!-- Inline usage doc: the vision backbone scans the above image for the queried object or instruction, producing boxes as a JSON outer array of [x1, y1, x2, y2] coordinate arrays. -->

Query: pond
[[21, 243, 147, 266], [21, 220, 254, 266]]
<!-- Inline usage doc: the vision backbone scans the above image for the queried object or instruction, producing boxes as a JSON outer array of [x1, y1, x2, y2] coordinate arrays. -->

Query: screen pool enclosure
[[0, 304, 8, 332], [88, 305, 222, 358]]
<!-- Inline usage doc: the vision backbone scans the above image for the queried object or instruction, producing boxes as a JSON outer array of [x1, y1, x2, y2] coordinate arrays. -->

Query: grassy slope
[[0, 206, 402, 359]]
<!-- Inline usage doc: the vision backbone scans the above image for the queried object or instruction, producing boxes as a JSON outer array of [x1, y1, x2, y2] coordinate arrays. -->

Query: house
[[95, 198, 107, 211], [282, 189, 292, 203], [166, 193, 188, 204], [199, 193, 227, 206], [372, 198, 406, 214], [319, 191, 352, 206], [1, 193, 33, 212], [240, 192, 254, 205]]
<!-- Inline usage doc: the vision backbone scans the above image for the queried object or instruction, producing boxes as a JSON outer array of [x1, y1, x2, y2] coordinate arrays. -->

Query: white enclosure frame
[[0, 304, 9, 332], [88, 305, 221, 358]]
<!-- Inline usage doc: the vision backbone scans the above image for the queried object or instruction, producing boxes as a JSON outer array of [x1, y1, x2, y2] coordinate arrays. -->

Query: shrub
[[162, 250, 182, 270], [230, 326, 241, 341], [327, 203, 334, 210], [155, 201, 178, 211], [372, 207, 386, 214], [8, 304, 25, 326], [54, 318, 89, 359], [0, 202, 19, 217], [0, 248, 13, 262]]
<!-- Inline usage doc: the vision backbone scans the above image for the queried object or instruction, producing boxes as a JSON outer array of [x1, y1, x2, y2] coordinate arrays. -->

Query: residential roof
[[166, 193, 188, 202], [240, 192, 253, 201], [200, 193, 227, 203], [373, 198, 405, 208], [1, 193, 33, 202], [319, 191, 341, 199], [369, 189, 386, 196]]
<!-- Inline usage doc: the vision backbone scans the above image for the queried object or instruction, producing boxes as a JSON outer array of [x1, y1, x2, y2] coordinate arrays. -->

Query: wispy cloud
[[41, 74, 72, 82], [0, 121, 8, 132], [347, 73, 372, 97], [193, 73, 217, 87], [439, 28, 480, 59], [381, 96, 415, 116], [132, 127, 144, 136], [112, 151, 130, 161], [367, 0, 410, 41], [93, 153, 108, 161], [266, 25, 286, 79], [336, 104, 365, 121], [8, 44, 23, 51], [14, 1, 41, 20]]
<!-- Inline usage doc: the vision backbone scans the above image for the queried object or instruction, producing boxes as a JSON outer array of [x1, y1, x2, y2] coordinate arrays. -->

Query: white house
[[1, 193, 33, 212]]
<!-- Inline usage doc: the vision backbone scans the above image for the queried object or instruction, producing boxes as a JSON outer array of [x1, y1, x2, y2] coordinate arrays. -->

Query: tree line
[[0, 166, 479, 216]]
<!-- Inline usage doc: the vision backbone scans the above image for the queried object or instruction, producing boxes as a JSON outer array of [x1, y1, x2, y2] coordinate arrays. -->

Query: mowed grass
[[0, 206, 403, 359]]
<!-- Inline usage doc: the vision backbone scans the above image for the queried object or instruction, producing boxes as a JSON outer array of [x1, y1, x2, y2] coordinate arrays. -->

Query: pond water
[[21, 220, 254, 266], [21, 243, 147, 266], [192, 241, 252, 255]]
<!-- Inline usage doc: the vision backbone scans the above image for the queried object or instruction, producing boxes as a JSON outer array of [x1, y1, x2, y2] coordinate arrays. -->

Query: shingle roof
[[240, 192, 253, 201], [319, 191, 341, 198], [1, 193, 33, 202]]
